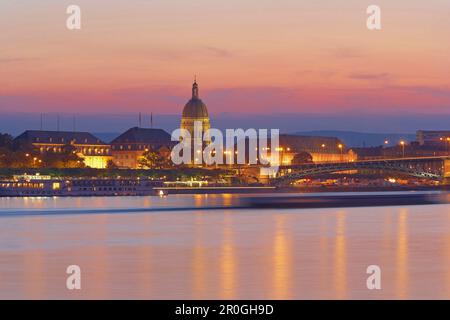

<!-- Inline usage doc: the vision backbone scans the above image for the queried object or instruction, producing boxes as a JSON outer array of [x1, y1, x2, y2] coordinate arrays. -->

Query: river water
[[0, 193, 449, 299]]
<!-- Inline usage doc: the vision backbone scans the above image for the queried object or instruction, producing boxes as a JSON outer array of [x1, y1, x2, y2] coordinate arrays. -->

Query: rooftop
[[14, 130, 108, 145], [111, 127, 172, 145]]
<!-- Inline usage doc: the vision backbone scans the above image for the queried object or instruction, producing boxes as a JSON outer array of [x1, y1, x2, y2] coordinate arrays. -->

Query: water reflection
[[272, 215, 291, 299], [395, 209, 409, 299], [220, 213, 236, 299], [334, 211, 347, 299], [0, 195, 450, 299], [319, 214, 330, 296], [24, 217, 46, 299], [447, 211, 450, 297], [137, 214, 153, 299], [87, 214, 110, 299], [192, 213, 207, 299]]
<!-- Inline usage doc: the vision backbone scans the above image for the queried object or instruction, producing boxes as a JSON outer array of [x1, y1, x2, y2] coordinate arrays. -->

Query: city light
[[338, 144, 344, 161], [400, 140, 406, 157]]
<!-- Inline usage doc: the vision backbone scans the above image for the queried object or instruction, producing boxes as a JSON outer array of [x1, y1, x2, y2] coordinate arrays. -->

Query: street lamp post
[[447, 137, 450, 156], [400, 140, 405, 158], [321, 144, 326, 161], [383, 140, 389, 158], [439, 137, 449, 156], [279, 147, 284, 166], [338, 144, 343, 162]]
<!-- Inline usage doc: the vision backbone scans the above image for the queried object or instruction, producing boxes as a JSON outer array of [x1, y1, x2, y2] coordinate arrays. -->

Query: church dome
[[182, 81, 209, 118]]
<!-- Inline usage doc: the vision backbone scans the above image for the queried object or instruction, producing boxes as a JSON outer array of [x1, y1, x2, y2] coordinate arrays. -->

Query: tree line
[[0, 133, 85, 169]]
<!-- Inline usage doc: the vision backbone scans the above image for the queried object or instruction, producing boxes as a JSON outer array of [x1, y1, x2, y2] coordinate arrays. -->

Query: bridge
[[275, 156, 450, 184]]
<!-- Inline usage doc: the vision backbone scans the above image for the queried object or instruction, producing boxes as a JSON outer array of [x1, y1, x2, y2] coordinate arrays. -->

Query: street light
[[400, 140, 406, 158], [383, 140, 389, 158], [338, 144, 343, 162], [279, 147, 286, 165], [446, 137, 450, 155]]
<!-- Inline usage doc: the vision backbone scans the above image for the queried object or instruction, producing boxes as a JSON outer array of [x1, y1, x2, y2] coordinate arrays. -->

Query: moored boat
[[0, 174, 167, 197]]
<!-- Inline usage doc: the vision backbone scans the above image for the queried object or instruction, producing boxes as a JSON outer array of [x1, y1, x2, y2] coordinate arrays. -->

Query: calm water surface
[[0, 193, 449, 299]]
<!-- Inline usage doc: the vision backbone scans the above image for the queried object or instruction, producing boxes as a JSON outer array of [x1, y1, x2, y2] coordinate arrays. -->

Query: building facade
[[417, 130, 450, 146], [14, 130, 112, 168], [275, 134, 357, 164], [110, 127, 172, 169]]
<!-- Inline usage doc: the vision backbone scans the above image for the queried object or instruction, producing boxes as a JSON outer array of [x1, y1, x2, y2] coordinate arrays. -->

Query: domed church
[[180, 80, 211, 143]]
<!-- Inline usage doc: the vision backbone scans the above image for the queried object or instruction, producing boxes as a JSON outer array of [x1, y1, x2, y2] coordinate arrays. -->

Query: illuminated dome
[[180, 81, 211, 143], [182, 82, 209, 118]]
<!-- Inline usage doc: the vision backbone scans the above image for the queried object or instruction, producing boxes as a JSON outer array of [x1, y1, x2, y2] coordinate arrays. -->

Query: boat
[[241, 191, 449, 209], [0, 174, 167, 197]]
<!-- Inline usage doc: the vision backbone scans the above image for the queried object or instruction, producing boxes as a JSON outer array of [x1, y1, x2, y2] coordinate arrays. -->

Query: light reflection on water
[[396, 209, 409, 299], [272, 214, 291, 299], [0, 194, 449, 299], [334, 210, 347, 299]]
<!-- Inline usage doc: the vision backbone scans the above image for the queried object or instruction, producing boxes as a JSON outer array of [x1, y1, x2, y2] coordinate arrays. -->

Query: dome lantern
[[192, 80, 199, 99]]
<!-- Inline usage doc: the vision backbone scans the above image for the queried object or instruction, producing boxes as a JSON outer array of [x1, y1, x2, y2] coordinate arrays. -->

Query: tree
[[292, 151, 313, 164], [41, 144, 85, 168], [138, 150, 168, 169], [0, 133, 13, 149], [106, 159, 118, 169], [0, 149, 37, 168], [0, 148, 11, 168], [0, 133, 37, 168]]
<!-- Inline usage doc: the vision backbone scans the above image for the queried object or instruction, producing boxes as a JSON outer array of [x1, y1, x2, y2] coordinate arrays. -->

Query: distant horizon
[[1, 111, 449, 138]]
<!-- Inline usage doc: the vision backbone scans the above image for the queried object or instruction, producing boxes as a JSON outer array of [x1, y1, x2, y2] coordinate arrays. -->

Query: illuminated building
[[110, 127, 172, 169], [14, 130, 112, 168], [275, 135, 357, 164], [180, 80, 211, 145], [353, 142, 449, 160], [417, 130, 450, 146]]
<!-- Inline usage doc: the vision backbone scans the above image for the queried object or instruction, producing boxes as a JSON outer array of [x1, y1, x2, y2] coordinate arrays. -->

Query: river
[[0, 193, 449, 299]]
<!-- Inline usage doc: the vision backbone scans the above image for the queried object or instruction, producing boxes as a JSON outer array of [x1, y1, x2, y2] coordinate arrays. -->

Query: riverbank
[[156, 184, 449, 195]]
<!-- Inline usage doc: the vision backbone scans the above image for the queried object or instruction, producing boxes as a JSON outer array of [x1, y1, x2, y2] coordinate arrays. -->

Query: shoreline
[[0, 185, 448, 198], [156, 184, 449, 195]]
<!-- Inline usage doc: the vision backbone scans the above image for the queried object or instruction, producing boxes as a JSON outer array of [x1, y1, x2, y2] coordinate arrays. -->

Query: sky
[[1, 0, 449, 131]]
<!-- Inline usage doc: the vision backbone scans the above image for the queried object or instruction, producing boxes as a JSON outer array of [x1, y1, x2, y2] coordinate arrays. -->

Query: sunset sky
[[1, 0, 449, 121]]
